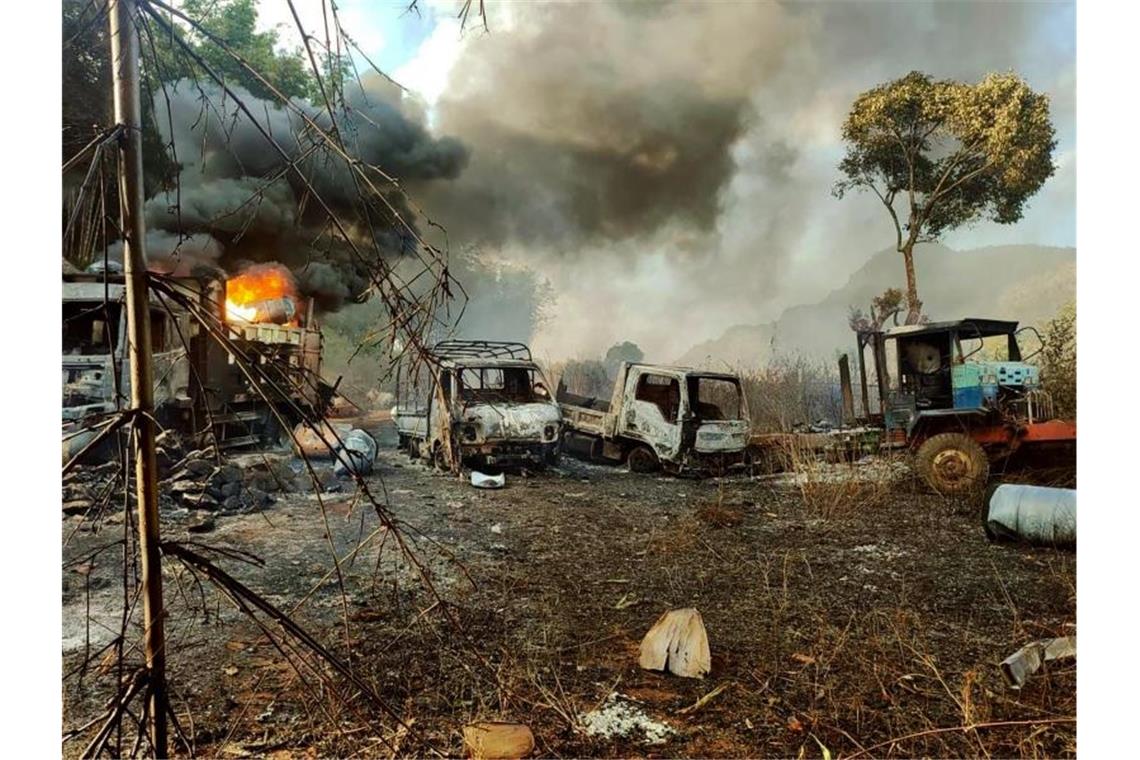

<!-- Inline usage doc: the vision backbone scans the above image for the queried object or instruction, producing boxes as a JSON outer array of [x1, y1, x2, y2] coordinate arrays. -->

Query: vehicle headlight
[[544, 424, 558, 442], [463, 424, 480, 442]]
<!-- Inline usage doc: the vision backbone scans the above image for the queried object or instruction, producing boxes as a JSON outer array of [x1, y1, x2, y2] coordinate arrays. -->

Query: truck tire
[[431, 441, 450, 471], [915, 432, 990, 495], [627, 445, 659, 474]]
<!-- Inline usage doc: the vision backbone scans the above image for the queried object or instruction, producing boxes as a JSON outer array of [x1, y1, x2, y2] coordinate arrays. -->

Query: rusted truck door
[[620, 369, 684, 462]]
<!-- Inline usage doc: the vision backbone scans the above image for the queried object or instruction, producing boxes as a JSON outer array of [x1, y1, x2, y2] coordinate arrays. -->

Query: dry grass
[[779, 437, 897, 519], [696, 485, 745, 528], [64, 448, 1075, 758]]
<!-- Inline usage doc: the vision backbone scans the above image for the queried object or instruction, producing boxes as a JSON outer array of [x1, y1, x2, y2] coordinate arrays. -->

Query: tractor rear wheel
[[915, 433, 990, 495]]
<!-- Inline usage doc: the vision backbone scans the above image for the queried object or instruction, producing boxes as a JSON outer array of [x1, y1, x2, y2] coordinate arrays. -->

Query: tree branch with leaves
[[834, 71, 1056, 324]]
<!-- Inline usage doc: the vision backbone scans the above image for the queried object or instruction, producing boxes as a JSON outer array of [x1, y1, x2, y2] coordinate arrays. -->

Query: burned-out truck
[[393, 341, 563, 469], [63, 268, 327, 461], [557, 362, 752, 474]]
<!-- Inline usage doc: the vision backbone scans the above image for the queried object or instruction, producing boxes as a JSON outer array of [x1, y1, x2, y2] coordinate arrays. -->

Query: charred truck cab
[[557, 362, 752, 475], [63, 269, 326, 462], [855, 317, 1076, 494], [393, 341, 563, 470]]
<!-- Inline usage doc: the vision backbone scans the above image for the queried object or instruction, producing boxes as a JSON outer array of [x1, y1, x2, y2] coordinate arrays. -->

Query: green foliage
[[835, 71, 1056, 323], [62, 0, 331, 259], [179, 0, 316, 101], [1039, 301, 1076, 418], [62, 0, 323, 172], [603, 341, 645, 377], [835, 71, 1056, 242], [849, 287, 905, 332], [62, 0, 112, 165]]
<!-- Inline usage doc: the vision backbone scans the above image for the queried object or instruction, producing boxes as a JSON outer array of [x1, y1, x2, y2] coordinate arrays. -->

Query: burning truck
[[62, 263, 330, 461]]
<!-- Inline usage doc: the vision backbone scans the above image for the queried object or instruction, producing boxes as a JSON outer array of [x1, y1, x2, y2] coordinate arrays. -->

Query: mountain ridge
[[676, 243, 1075, 368]]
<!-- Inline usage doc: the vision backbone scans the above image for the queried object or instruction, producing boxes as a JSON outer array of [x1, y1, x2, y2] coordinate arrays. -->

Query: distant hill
[[676, 243, 1075, 369]]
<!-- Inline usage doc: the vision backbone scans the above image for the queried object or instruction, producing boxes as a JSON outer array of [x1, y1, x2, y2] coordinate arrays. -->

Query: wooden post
[[856, 334, 871, 418], [838, 354, 855, 427], [109, 1, 167, 754]]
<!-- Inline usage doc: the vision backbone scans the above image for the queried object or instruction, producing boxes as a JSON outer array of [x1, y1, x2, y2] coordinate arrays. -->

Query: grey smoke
[[107, 231, 223, 277], [410, 0, 1075, 360], [144, 77, 468, 311]]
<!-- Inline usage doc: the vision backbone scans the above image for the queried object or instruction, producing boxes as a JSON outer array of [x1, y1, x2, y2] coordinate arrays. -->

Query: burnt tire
[[431, 442, 448, 471], [627, 445, 660, 474], [915, 432, 990, 496]]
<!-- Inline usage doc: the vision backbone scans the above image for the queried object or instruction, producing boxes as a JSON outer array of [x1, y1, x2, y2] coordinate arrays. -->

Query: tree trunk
[[901, 243, 923, 324]]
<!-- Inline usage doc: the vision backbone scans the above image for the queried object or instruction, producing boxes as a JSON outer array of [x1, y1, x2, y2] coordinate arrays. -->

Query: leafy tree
[[63, 0, 321, 168], [180, 0, 315, 101], [848, 287, 904, 332], [1039, 300, 1075, 418], [62, 0, 325, 258], [835, 71, 1057, 324], [603, 341, 644, 377]]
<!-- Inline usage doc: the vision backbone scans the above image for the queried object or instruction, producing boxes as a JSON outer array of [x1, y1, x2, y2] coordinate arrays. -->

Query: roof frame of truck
[[429, 340, 533, 361]]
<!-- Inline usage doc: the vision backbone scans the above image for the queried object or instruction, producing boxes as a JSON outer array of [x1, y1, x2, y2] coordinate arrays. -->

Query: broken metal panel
[[63, 271, 326, 453], [692, 420, 750, 454], [1000, 635, 1076, 688], [627, 398, 684, 461], [560, 360, 752, 470], [460, 401, 561, 442]]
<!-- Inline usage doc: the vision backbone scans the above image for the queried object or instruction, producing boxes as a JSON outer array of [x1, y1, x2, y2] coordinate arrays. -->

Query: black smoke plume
[[142, 76, 468, 312]]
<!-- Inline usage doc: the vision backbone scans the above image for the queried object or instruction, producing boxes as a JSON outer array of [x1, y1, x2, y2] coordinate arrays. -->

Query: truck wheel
[[627, 445, 659, 474], [915, 433, 989, 495], [431, 442, 449, 471], [544, 445, 561, 467]]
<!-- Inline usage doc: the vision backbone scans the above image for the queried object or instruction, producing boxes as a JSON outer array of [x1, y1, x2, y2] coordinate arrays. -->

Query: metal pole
[[109, 1, 167, 755]]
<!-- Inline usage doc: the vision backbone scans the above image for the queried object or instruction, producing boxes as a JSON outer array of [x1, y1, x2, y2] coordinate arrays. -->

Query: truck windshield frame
[[688, 375, 744, 421], [459, 365, 543, 403], [63, 301, 122, 356]]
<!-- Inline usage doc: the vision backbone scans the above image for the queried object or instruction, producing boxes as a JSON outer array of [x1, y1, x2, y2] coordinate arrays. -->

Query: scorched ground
[[62, 419, 1075, 758]]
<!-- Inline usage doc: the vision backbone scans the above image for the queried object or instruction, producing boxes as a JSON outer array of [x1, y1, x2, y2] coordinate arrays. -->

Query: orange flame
[[225, 264, 299, 324]]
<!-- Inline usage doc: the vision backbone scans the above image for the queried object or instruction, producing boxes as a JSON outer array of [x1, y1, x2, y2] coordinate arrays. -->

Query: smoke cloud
[[405, 0, 1075, 361], [143, 76, 468, 312]]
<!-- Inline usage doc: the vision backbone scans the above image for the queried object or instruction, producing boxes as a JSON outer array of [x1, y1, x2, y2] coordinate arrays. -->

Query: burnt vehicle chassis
[[393, 340, 563, 471], [63, 272, 330, 460], [558, 362, 753, 477]]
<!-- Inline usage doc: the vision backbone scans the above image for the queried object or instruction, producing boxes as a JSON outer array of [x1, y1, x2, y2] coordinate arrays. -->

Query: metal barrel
[[983, 483, 1076, 546]]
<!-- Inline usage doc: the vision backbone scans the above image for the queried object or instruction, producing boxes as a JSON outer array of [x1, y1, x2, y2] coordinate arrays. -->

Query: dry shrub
[[548, 358, 611, 399], [778, 604, 1076, 759], [1039, 301, 1076, 419], [646, 513, 701, 556], [696, 486, 744, 528], [740, 354, 842, 433], [782, 437, 895, 519]]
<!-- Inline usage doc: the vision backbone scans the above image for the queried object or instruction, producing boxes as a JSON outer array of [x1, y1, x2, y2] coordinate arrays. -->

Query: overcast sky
[[258, 0, 1076, 360]]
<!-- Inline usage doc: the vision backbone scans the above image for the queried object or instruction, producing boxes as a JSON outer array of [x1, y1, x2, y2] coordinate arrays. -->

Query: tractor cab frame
[[853, 318, 1075, 494]]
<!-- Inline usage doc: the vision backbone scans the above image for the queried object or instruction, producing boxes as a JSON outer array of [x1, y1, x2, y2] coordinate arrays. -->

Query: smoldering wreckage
[[62, 257, 1077, 756], [60, 5, 1075, 754]]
